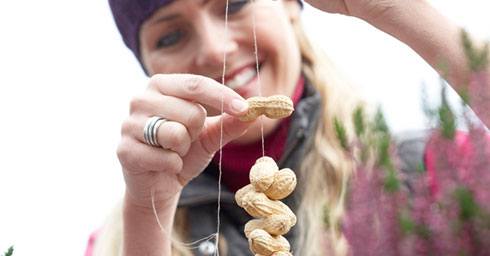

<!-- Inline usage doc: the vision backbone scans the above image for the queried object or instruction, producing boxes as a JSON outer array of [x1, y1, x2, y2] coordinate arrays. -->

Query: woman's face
[[140, 0, 301, 143]]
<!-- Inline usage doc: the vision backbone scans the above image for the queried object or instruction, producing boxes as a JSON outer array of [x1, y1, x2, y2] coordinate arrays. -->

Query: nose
[[193, 15, 238, 68]]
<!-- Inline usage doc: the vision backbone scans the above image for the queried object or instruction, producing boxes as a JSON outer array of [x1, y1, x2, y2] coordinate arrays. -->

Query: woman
[[87, 0, 490, 255]]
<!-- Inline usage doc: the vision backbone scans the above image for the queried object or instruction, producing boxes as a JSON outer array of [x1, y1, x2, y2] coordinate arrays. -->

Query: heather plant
[[336, 30, 490, 256]]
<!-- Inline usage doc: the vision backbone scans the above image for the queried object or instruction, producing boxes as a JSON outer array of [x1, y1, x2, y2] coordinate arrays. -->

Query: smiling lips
[[215, 63, 260, 92], [226, 66, 257, 90]]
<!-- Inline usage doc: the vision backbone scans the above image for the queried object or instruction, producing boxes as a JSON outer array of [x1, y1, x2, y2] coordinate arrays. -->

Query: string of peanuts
[[235, 98, 297, 256], [220, 1, 297, 255]]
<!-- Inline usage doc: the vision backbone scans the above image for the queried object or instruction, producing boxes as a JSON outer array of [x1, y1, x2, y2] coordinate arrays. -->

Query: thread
[[214, 0, 230, 254], [151, 189, 217, 250], [251, 0, 266, 157]]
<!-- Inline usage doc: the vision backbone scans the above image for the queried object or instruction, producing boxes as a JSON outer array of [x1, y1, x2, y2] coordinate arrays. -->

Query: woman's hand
[[117, 74, 250, 210], [304, 0, 403, 25]]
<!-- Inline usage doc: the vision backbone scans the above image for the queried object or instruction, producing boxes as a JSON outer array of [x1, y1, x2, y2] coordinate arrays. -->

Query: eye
[[156, 30, 184, 49], [227, 0, 249, 15]]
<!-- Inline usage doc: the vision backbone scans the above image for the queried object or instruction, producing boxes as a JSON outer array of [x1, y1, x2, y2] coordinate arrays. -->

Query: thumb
[[199, 113, 251, 155]]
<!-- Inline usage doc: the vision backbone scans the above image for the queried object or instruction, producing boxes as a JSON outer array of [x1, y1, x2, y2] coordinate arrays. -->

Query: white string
[[251, 0, 266, 157], [150, 190, 217, 250], [215, 0, 230, 254]]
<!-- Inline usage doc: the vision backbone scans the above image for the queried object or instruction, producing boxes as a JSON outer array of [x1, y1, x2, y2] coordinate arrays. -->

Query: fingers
[[129, 92, 206, 141], [148, 74, 249, 116], [123, 115, 192, 157], [199, 113, 251, 155], [176, 113, 251, 183], [117, 137, 183, 174], [119, 73, 251, 180]]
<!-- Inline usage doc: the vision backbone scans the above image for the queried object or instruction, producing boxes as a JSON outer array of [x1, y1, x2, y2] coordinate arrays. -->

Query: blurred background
[[0, 0, 489, 255]]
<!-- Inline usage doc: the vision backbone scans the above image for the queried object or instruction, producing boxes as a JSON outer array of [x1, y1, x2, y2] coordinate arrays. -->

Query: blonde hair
[[93, 12, 365, 256], [292, 18, 362, 256]]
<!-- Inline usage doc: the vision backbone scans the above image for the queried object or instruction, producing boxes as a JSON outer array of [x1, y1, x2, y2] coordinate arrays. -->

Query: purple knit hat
[[109, 0, 302, 69]]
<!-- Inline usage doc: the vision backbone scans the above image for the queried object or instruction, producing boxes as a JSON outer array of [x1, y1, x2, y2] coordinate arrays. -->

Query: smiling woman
[[86, 0, 490, 255], [138, 0, 302, 144]]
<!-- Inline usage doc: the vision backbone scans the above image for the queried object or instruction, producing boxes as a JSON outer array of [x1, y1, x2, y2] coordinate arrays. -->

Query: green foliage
[[458, 29, 489, 107], [415, 224, 432, 240], [416, 161, 426, 173], [454, 187, 478, 221], [334, 117, 349, 151], [457, 86, 471, 106], [384, 168, 400, 193], [2, 246, 13, 256], [322, 204, 331, 228], [438, 86, 456, 139], [372, 107, 389, 134], [461, 30, 489, 72], [353, 105, 366, 137], [377, 134, 391, 168], [399, 212, 415, 235], [369, 109, 400, 192], [422, 78, 458, 140], [399, 212, 432, 239]]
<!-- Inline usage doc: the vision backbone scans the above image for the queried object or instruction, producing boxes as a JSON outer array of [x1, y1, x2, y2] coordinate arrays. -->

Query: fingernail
[[231, 99, 248, 113]]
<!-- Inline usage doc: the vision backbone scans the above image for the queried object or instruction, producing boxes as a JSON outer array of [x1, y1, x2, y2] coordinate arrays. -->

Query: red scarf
[[212, 76, 305, 192]]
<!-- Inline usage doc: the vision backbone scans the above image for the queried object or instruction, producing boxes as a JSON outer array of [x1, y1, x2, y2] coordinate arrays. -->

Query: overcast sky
[[0, 0, 489, 255]]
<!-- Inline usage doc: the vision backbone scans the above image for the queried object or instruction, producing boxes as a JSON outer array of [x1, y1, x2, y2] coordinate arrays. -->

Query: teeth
[[227, 68, 257, 89]]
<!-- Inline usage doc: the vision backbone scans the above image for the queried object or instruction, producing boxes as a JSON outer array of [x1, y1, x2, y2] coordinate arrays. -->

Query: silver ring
[[143, 116, 167, 147]]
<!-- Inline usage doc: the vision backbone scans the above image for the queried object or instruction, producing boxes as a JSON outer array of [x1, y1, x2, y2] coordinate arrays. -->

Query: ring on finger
[[143, 116, 167, 147]]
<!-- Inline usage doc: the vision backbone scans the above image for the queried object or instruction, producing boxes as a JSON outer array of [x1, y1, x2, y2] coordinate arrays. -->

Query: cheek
[[146, 52, 195, 75], [256, 22, 301, 97]]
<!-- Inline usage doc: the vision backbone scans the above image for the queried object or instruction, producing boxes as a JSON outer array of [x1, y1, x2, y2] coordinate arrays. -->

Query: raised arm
[[305, 0, 490, 126]]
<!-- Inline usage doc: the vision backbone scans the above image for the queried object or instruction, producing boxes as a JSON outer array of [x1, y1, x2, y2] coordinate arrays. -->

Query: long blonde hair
[[292, 17, 362, 256], [93, 12, 364, 256]]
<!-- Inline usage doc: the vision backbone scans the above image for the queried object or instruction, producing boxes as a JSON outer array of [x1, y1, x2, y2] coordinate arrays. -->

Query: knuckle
[[182, 75, 205, 96], [186, 105, 206, 130], [129, 94, 147, 114], [167, 153, 183, 173], [165, 123, 187, 149], [117, 139, 138, 169], [148, 74, 164, 89], [120, 118, 136, 136], [117, 139, 151, 172]]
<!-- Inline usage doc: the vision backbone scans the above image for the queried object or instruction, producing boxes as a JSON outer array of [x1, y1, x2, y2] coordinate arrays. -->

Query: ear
[[282, 0, 301, 23]]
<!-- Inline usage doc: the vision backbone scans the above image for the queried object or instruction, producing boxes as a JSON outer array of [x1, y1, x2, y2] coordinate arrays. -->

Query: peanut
[[245, 215, 293, 237], [239, 189, 294, 219], [240, 95, 294, 122], [271, 252, 293, 256], [235, 157, 297, 255], [250, 157, 279, 192], [235, 184, 256, 207], [248, 229, 290, 256], [264, 168, 297, 200], [255, 253, 293, 256]]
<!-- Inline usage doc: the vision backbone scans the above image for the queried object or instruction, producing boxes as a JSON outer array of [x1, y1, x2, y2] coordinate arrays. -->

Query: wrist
[[124, 190, 180, 215], [122, 191, 179, 256]]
